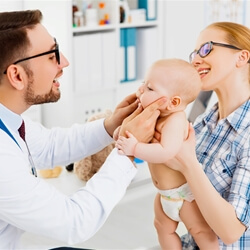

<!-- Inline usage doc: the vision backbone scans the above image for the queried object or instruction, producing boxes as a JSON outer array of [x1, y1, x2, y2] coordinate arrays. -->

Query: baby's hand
[[115, 131, 138, 156]]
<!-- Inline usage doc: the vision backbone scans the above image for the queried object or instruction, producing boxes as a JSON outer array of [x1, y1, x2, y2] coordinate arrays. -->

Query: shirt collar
[[203, 99, 250, 132], [227, 99, 250, 132], [0, 103, 23, 134]]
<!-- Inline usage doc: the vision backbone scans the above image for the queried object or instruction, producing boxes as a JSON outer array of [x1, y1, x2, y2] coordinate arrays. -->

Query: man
[[0, 10, 165, 248]]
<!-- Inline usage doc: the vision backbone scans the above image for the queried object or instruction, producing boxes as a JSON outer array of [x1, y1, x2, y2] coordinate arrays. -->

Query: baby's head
[[137, 58, 201, 112]]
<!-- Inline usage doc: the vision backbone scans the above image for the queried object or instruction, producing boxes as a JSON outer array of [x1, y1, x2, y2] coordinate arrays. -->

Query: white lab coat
[[0, 104, 137, 249]]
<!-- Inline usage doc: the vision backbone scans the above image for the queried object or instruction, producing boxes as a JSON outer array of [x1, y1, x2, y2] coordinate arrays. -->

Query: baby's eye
[[147, 86, 153, 91]]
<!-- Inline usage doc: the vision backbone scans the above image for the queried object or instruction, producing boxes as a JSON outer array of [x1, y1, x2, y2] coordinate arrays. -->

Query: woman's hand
[[165, 123, 198, 173], [119, 97, 166, 143], [104, 93, 138, 137]]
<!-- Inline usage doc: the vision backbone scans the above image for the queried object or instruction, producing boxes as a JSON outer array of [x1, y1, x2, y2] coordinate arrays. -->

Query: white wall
[[162, 0, 250, 60], [162, 1, 206, 61], [0, 0, 23, 11], [245, 0, 250, 26]]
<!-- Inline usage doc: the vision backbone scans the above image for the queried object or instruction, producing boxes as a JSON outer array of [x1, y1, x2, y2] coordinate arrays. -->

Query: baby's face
[[136, 82, 164, 109], [137, 66, 170, 109]]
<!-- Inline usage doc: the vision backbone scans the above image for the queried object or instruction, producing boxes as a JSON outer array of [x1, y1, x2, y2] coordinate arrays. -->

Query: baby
[[115, 59, 219, 249]]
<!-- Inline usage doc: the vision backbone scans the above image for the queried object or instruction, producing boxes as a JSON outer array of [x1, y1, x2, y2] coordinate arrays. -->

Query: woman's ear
[[236, 50, 250, 67], [6, 65, 25, 90]]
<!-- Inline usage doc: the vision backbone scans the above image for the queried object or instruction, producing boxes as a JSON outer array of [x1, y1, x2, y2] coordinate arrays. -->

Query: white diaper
[[159, 183, 194, 222]]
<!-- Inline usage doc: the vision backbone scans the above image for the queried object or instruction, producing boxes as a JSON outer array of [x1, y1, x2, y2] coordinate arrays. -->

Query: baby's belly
[[148, 163, 186, 190]]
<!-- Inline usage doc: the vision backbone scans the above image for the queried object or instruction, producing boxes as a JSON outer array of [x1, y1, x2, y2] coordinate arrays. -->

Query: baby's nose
[[140, 84, 145, 92], [136, 88, 141, 98]]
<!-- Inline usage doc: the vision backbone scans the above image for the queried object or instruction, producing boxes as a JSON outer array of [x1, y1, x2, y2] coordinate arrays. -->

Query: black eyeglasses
[[189, 41, 243, 63], [3, 38, 60, 74]]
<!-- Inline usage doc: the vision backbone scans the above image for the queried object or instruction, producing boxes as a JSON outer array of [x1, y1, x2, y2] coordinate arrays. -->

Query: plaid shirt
[[182, 99, 250, 249]]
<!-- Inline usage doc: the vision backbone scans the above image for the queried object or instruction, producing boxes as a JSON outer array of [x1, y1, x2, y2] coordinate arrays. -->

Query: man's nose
[[59, 52, 70, 68]]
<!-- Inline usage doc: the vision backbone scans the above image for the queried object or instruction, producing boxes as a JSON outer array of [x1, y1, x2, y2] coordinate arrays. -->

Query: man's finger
[[141, 97, 166, 119], [123, 105, 143, 122], [148, 97, 166, 110], [149, 109, 161, 121], [119, 93, 137, 107]]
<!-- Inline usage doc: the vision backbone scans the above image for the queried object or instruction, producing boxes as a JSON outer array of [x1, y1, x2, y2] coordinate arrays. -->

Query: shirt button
[[222, 169, 227, 173], [203, 152, 208, 156]]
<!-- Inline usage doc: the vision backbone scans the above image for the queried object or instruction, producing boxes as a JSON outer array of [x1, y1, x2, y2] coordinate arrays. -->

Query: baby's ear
[[170, 96, 181, 108]]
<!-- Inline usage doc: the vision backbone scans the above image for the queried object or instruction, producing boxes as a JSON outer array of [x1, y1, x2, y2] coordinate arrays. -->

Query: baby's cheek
[[139, 96, 152, 109]]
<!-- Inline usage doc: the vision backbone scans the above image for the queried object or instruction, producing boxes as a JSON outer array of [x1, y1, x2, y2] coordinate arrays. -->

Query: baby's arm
[[116, 112, 188, 163]]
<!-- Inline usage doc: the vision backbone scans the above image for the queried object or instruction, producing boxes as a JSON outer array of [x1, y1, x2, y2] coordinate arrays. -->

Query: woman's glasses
[[189, 41, 243, 63], [3, 38, 60, 74]]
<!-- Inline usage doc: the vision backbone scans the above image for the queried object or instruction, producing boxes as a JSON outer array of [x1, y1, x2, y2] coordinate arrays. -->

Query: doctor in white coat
[[0, 9, 165, 249]]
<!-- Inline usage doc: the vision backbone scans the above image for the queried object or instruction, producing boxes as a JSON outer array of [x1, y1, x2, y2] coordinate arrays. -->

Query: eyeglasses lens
[[189, 52, 196, 63], [200, 42, 212, 57], [189, 42, 213, 63]]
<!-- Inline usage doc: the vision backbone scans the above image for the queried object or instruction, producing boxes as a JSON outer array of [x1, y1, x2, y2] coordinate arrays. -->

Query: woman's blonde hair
[[207, 22, 250, 82]]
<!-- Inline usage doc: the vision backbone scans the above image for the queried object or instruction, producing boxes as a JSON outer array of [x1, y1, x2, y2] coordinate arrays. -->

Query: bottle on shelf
[[85, 8, 98, 27], [119, 0, 130, 23], [72, 0, 79, 27], [74, 11, 84, 27]]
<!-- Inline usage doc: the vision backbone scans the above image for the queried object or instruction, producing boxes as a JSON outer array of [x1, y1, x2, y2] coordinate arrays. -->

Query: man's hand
[[119, 97, 166, 143], [104, 93, 138, 137]]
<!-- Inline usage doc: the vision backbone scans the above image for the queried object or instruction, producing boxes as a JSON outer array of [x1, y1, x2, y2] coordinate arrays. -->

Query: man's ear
[[236, 50, 250, 67], [168, 96, 181, 110], [6, 65, 25, 90]]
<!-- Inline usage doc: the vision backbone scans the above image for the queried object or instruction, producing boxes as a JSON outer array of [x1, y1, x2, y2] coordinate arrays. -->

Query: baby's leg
[[180, 200, 219, 250], [154, 193, 182, 250]]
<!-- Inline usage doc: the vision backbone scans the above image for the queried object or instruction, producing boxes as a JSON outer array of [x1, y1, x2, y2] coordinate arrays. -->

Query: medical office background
[[0, 0, 250, 249], [1, 0, 249, 129]]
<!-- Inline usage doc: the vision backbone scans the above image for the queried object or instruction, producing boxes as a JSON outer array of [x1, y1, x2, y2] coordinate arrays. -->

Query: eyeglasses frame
[[3, 38, 60, 74], [189, 41, 245, 63]]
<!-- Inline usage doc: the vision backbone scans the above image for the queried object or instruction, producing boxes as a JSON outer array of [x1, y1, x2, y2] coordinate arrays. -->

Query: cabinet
[[23, 0, 163, 127]]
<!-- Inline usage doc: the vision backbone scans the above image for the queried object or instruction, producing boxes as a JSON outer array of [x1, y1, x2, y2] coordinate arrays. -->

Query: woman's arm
[[166, 124, 246, 244]]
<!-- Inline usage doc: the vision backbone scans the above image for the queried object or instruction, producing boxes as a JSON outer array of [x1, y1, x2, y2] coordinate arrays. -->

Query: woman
[[166, 21, 250, 249]]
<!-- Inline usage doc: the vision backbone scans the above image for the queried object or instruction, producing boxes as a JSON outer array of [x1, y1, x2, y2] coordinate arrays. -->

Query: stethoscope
[[0, 119, 37, 177]]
